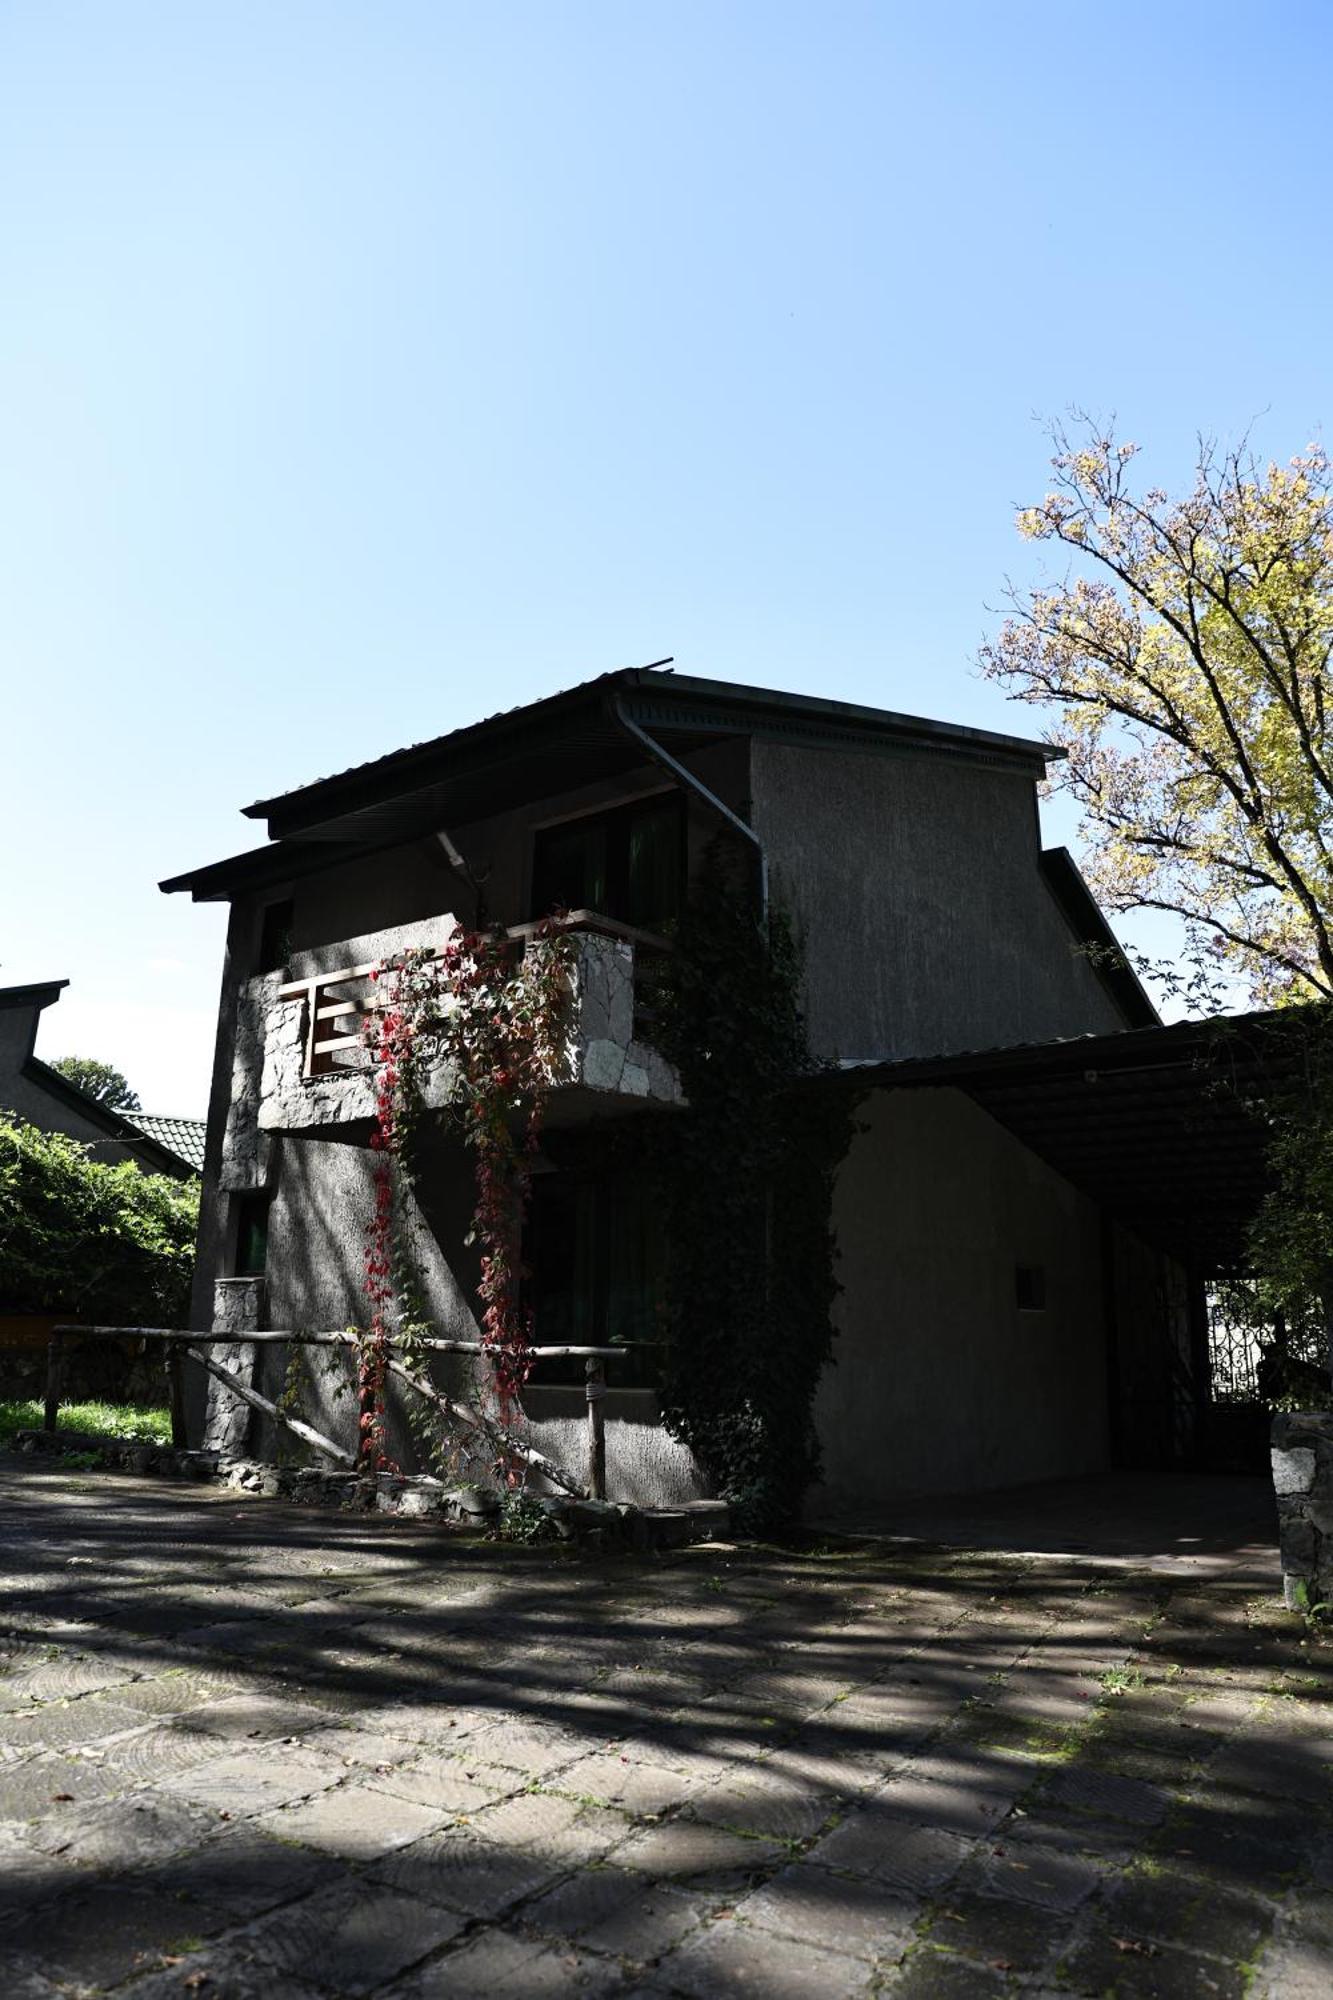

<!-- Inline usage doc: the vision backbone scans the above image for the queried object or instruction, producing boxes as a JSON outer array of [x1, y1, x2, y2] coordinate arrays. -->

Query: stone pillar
[[202, 1278, 266, 1457], [1271, 1411, 1333, 1611]]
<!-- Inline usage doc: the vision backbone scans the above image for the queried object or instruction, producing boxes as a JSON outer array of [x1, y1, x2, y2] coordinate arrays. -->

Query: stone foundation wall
[[1271, 1410, 1333, 1610], [9, 1428, 729, 1551]]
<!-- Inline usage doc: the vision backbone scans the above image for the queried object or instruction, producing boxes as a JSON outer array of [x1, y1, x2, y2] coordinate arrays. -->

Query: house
[[163, 667, 1257, 1511], [0, 980, 203, 1180], [1, 978, 205, 1400]]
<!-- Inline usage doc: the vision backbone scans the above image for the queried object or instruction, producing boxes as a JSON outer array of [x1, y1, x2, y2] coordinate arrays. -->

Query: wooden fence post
[[166, 1341, 188, 1448], [585, 1355, 607, 1501], [43, 1330, 65, 1435]]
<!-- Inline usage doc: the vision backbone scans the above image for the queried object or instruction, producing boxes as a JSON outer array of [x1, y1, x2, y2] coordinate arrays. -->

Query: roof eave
[[237, 668, 1063, 846], [0, 979, 70, 1012]]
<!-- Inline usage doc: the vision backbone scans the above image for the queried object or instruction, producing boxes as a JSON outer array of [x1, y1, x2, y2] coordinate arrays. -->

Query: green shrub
[[0, 1117, 198, 1325]]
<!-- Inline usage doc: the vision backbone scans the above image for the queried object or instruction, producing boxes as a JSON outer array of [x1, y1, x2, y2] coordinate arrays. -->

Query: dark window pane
[[258, 900, 294, 973], [235, 1194, 271, 1277], [531, 821, 607, 919], [1015, 1265, 1046, 1311], [626, 800, 683, 930], [606, 1175, 666, 1348], [530, 795, 682, 928], [525, 1168, 665, 1389]]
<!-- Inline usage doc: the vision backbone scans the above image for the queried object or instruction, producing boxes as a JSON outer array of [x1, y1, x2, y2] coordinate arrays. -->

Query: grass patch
[[0, 1398, 172, 1446]]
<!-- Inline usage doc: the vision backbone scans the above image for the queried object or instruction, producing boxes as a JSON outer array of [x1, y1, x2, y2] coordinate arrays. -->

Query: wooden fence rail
[[44, 1325, 629, 1499]]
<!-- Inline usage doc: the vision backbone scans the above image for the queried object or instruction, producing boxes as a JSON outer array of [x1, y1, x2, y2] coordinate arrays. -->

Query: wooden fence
[[45, 1325, 631, 1500]]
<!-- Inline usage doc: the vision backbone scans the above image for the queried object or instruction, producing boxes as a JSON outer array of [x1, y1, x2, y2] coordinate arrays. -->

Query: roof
[[1038, 849, 1158, 1029], [243, 668, 1061, 822], [164, 667, 1064, 899], [128, 1114, 207, 1175], [0, 980, 69, 1013], [843, 1009, 1306, 1271], [19, 1059, 199, 1180]]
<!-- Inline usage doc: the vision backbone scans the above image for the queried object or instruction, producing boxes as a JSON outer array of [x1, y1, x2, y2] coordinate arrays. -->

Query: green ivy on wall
[[648, 844, 858, 1533]]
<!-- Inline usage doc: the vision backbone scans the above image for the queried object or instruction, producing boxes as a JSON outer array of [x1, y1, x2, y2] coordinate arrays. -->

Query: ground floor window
[[233, 1192, 271, 1278], [524, 1164, 666, 1389]]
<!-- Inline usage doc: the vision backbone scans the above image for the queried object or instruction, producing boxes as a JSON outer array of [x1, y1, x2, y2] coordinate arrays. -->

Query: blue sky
[[3, 1, 1331, 1113]]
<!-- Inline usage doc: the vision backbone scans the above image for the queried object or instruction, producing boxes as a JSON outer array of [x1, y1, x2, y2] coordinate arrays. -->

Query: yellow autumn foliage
[[981, 426, 1333, 1003]]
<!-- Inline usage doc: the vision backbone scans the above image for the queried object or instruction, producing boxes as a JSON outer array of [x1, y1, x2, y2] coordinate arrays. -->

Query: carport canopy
[[845, 1009, 1316, 1275]]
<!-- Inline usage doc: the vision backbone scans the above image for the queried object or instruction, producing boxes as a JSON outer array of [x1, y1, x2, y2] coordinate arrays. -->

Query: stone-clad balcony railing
[[239, 911, 680, 1139]]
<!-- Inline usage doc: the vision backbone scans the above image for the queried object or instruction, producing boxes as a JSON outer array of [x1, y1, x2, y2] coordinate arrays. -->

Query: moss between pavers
[[926, 1890, 1066, 1975], [889, 1943, 1010, 1997], [1106, 1866, 1274, 1963], [1060, 1926, 1250, 2000]]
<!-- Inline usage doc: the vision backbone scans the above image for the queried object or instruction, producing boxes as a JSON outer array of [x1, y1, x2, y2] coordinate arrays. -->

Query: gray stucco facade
[[752, 740, 1128, 1061], [167, 669, 1169, 1507], [816, 1087, 1116, 1508]]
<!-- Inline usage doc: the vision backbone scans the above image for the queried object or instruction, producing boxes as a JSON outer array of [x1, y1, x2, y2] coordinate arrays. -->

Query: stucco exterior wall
[[750, 740, 1128, 1062], [811, 1085, 1113, 1509]]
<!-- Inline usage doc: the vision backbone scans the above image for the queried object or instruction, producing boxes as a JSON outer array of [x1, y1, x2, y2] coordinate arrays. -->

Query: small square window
[[1015, 1265, 1046, 1312]]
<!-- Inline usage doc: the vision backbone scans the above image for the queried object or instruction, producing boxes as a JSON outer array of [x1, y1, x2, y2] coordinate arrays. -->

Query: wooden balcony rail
[[274, 910, 670, 1079]]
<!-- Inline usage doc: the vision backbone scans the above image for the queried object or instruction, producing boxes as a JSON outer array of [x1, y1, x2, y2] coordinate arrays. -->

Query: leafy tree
[[983, 423, 1333, 1396], [48, 1056, 142, 1113], [980, 424, 1333, 1004], [1218, 1010, 1333, 1401], [0, 1117, 197, 1323]]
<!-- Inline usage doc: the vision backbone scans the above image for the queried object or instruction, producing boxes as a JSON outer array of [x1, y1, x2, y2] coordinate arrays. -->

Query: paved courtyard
[[0, 1459, 1328, 1999]]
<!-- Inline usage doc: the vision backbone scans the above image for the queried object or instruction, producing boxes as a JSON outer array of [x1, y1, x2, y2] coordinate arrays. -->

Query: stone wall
[[248, 918, 678, 1137], [1271, 1411, 1333, 1611]]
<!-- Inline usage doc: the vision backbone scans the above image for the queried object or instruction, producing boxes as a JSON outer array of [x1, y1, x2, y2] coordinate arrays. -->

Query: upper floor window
[[530, 793, 684, 932], [257, 899, 295, 973]]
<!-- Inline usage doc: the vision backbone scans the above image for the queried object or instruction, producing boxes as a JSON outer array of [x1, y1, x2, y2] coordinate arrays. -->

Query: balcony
[[244, 912, 681, 1136]]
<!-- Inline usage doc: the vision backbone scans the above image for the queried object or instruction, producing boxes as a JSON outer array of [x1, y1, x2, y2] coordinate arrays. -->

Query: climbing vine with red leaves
[[358, 924, 574, 1472]]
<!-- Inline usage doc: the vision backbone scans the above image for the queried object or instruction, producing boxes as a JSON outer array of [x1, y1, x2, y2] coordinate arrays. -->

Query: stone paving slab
[[0, 1455, 1327, 1997]]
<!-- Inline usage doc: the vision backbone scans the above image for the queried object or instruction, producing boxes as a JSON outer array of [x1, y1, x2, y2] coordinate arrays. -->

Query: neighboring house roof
[[163, 667, 1064, 900], [16, 1055, 196, 1179], [0, 980, 200, 1181], [125, 1113, 207, 1175], [0, 979, 70, 1011]]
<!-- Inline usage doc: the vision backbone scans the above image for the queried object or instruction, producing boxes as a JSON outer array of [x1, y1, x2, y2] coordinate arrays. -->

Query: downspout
[[608, 693, 769, 921]]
